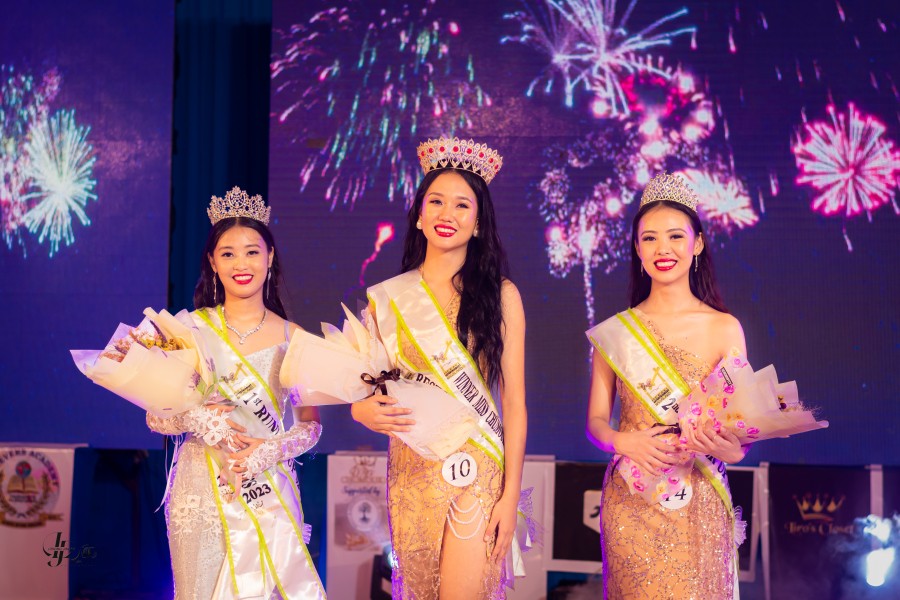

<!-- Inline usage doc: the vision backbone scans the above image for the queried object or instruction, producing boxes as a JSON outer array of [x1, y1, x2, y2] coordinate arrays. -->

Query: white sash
[[368, 271, 505, 468], [586, 309, 734, 513], [194, 308, 325, 600]]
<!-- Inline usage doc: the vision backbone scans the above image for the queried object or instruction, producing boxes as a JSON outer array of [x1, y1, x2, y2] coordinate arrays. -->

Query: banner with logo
[[0, 444, 81, 600], [768, 464, 870, 598], [326, 452, 392, 599]]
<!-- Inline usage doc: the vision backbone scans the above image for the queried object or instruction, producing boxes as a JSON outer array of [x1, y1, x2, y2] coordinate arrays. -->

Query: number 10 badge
[[442, 451, 477, 487]]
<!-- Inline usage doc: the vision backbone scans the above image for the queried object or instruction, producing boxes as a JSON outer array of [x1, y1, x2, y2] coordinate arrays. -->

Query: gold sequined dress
[[386, 294, 506, 599], [601, 310, 735, 599]]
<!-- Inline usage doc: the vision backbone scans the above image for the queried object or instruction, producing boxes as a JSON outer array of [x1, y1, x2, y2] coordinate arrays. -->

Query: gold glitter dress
[[601, 311, 735, 599], [386, 295, 506, 599]]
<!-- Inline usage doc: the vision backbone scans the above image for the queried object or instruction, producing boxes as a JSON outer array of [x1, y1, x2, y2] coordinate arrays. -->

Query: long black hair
[[400, 168, 510, 388], [628, 200, 728, 312], [193, 216, 289, 319]]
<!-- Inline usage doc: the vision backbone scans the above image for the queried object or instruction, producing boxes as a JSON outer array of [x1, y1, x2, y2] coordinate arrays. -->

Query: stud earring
[[416, 218, 422, 230]]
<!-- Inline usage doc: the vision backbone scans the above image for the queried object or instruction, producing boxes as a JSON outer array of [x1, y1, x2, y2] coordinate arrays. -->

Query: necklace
[[223, 308, 267, 345]]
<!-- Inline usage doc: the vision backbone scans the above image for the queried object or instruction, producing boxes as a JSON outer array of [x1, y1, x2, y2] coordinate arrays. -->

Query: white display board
[[0, 444, 80, 600]]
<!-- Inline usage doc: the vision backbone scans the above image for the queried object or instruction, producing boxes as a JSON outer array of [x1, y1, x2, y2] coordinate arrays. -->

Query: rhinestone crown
[[207, 187, 271, 225], [416, 137, 503, 185], [639, 172, 699, 212]]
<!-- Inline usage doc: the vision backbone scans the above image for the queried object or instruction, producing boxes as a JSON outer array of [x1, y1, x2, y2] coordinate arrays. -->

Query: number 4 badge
[[660, 481, 693, 510]]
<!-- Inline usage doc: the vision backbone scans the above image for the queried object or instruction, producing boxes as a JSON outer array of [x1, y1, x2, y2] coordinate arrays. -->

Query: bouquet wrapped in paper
[[281, 305, 480, 461], [617, 349, 828, 505], [71, 308, 214, 418], [678, 348, 828, 443]]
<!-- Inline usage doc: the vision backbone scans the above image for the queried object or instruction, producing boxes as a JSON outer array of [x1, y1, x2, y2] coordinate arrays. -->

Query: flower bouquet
[[71, 308, 214, 418], [678, 348, 828, 443], [618, 348, 828, 505], [281, 305, 480, 461]]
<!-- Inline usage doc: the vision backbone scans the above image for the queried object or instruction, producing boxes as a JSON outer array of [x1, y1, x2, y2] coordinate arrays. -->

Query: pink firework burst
[[793, 104, 899, 219]]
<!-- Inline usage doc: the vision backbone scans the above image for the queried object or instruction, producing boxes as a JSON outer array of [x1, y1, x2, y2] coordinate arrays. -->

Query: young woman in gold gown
[[351, 138, 528, 599], [587, 173, 747, 599]]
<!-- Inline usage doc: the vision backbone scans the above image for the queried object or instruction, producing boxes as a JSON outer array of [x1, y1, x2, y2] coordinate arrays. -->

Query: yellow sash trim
[[232, 487, 287, 598], [387, 297, 504, 471], [268, 466, 324, 593], [196, 307, 283, 421], [588, 339, 662, 424], [617, 310, 690, 396], [205, 451, 240, 595], [418, 280, 506, 464], [419, 280, 495, 398], [276, 462, 305, 521]]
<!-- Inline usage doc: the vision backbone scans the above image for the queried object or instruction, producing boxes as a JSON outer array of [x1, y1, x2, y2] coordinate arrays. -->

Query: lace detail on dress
[[241, 421, 323, 479], [156, 341, 306, 599], [165, 439, 227, 599]]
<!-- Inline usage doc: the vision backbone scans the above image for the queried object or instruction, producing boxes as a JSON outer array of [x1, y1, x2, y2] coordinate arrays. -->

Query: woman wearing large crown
[[145, 188, 326, 599], [586, 173, 746, 598], [350, 138, 528, 599]]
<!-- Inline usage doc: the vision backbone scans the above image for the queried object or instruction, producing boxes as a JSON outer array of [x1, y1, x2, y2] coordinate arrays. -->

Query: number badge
[[441, 452, 477, 487], [659, 482, 693, 510]]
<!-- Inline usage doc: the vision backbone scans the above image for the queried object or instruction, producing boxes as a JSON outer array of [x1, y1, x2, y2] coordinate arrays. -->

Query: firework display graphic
[[501, 0, 696, 117], [505, 0, 759, 325], [1, 65, 97, 257], [271, 2, 491, 210], [793, 103, 899, 251]]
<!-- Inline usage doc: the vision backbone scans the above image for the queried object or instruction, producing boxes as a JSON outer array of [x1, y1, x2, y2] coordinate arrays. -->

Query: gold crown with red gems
[[416, 137, 503, 185], [207, 186, 271, 225], [640, 172, 699, 212]]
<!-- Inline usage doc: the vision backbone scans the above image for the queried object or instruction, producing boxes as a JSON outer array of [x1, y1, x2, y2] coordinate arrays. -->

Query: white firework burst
[[22, 110, 97, 256], [678, 168, 758, 233], [504, 0, 695, 115]]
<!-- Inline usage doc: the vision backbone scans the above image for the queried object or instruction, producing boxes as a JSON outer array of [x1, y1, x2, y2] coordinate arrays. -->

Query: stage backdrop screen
[[269, 0, 899, 465], [0, 2, 173, 447]]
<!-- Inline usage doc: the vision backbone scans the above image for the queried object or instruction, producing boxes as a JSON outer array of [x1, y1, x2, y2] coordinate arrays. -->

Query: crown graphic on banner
[[793, 493, 846, 521], [207, 187, 271, 225], [417, 137, 503, 185]]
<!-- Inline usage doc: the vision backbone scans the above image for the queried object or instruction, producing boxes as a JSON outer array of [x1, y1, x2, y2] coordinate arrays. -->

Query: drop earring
[[266, 268, 271, 300], [213, 274, 218, 305], [640, 263, 644, 275], [694, 255, 699, 273]]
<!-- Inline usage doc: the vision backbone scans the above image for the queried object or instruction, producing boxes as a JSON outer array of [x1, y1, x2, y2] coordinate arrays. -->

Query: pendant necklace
[[223, 308, 267, 345]]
